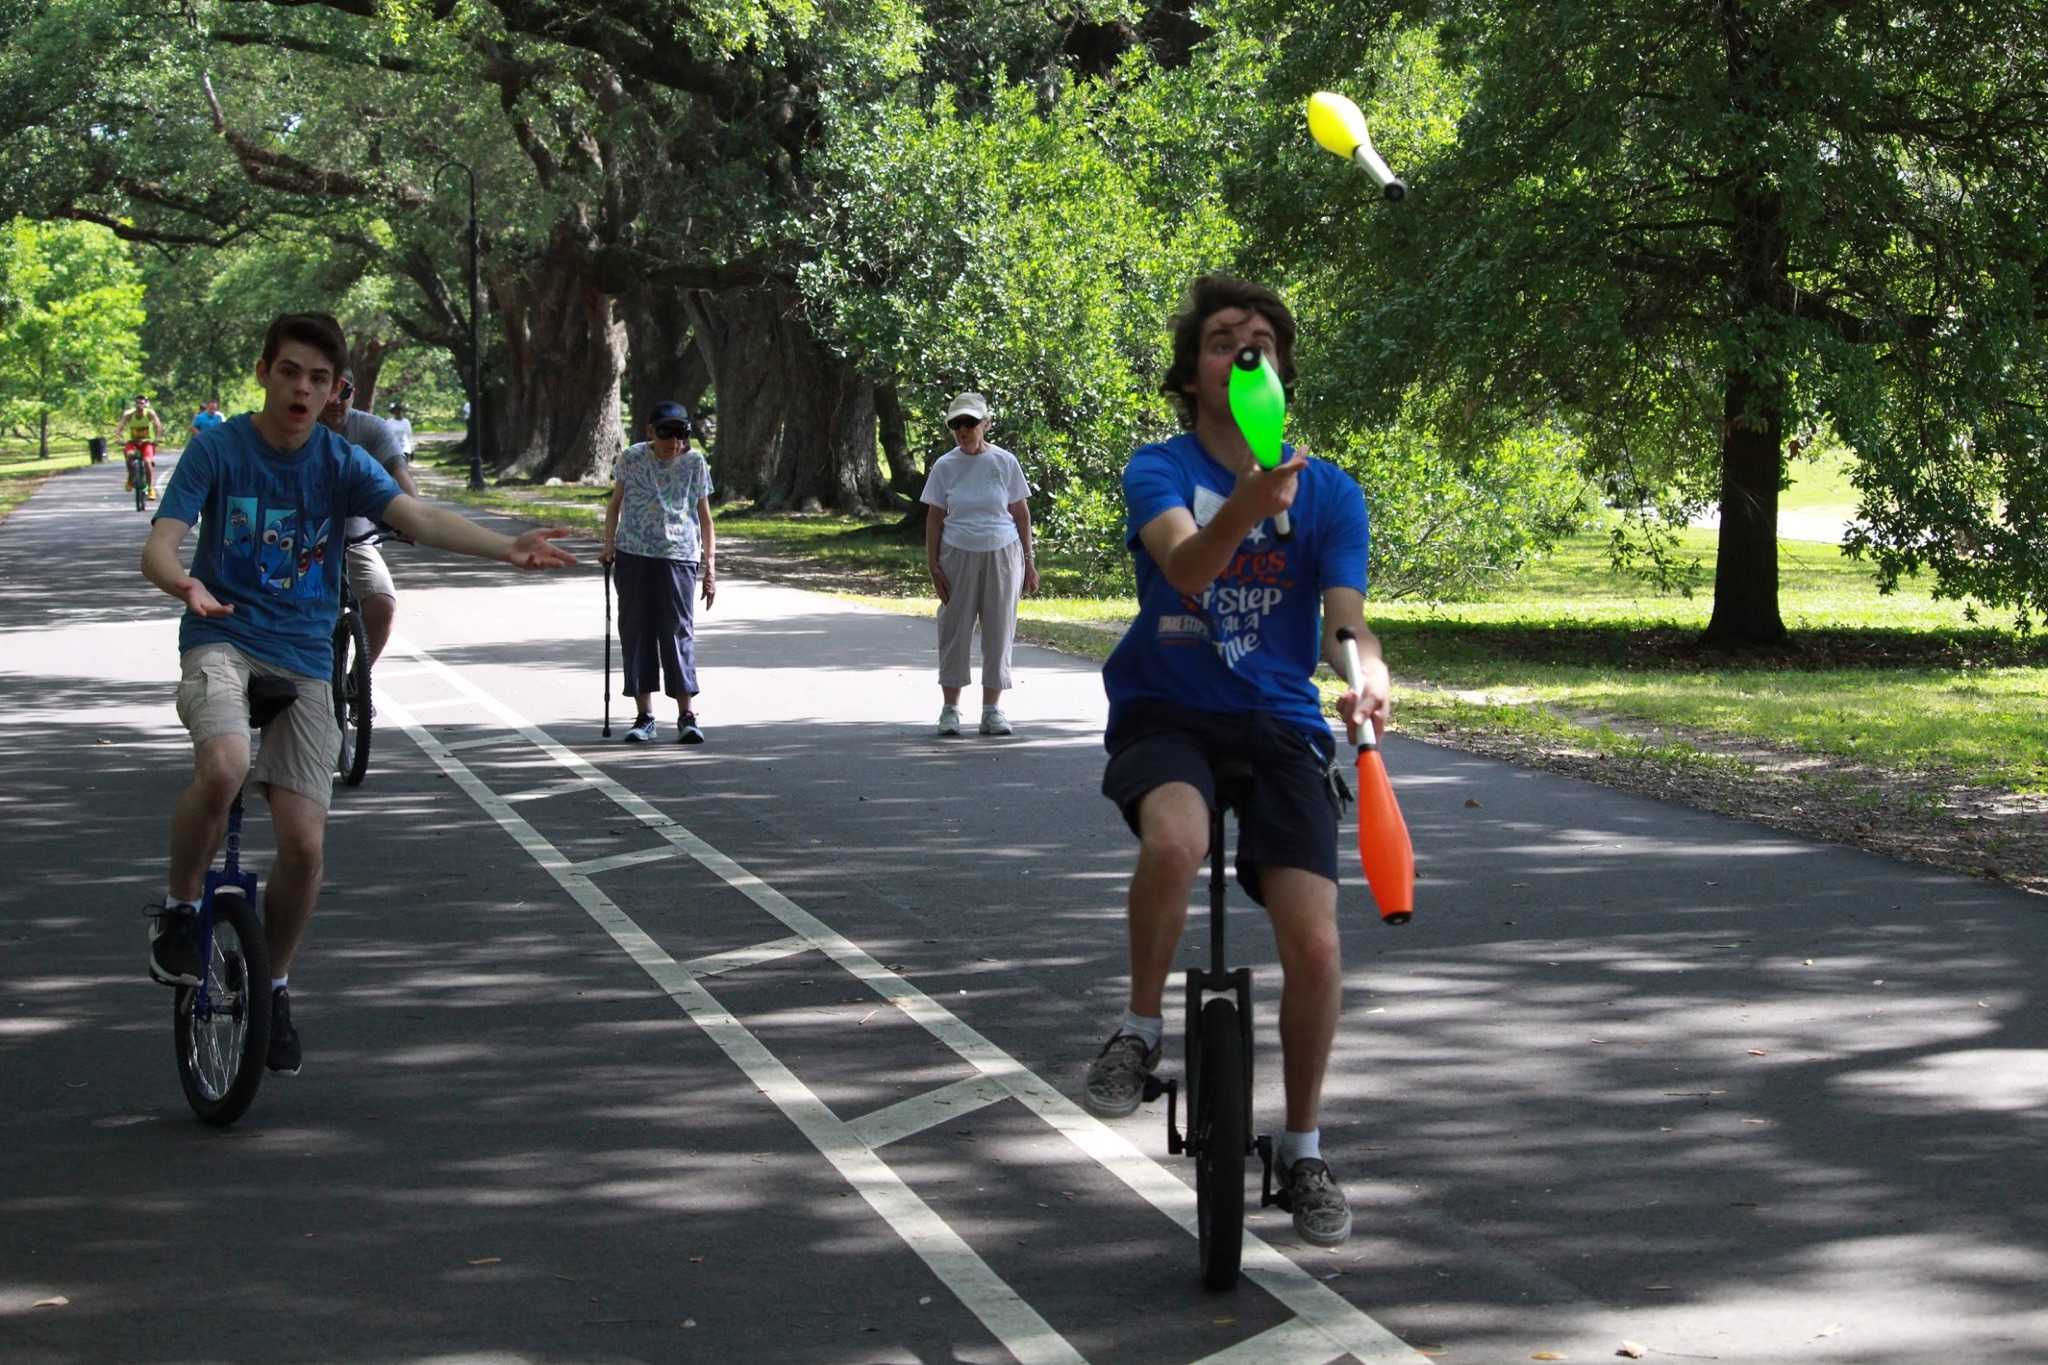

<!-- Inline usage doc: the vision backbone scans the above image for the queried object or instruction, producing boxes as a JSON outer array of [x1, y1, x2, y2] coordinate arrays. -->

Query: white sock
[[271, 976, 288, 991], [1278, 1128, 1321, 1169], [162, 895, 198, 912], [1119, 1011, 1164, 1050]]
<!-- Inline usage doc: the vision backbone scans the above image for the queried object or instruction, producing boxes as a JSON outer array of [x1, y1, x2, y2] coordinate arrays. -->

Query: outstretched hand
[[508, 527, 578, 570], [177, 577, 233, 619]]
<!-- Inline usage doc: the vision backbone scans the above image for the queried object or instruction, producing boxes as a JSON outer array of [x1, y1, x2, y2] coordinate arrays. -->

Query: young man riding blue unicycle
[[143, 312, 576, 1092], [1085, 275, 1392, 1256]]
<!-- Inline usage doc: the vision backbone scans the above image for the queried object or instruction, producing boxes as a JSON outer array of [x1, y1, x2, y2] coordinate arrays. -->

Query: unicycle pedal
[[1256, 1135, 1280, 1207], [1145, 1074, 1185, 1155]]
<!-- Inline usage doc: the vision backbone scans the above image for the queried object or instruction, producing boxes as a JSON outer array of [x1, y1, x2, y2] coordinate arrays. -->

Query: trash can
[[88, 436, 108, 464]]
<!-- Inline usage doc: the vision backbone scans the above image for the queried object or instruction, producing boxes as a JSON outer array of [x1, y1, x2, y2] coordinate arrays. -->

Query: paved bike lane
[[4, 461, 2046, 1364]]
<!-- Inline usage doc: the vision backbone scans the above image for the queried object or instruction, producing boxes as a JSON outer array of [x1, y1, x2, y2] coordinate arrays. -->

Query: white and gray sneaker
[[936, 705, 962, 737], [1276, 1157, 1353, 1247], [979, 706, 1012, 736], [624, 715, 658, 743], [1083, 1031, 1162, 1117]]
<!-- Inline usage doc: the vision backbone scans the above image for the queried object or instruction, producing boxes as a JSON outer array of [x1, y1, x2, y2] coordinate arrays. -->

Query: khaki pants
[[936, 541, 1023, 690]]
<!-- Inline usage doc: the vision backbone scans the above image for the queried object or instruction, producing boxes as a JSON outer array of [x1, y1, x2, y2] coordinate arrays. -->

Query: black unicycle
[[174, 677, 298, 1126], [1146, 762, 1276, 1291]]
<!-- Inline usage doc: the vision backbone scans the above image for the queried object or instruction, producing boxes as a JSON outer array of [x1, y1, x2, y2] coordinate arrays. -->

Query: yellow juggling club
[[1306, 91, 1406, 201]]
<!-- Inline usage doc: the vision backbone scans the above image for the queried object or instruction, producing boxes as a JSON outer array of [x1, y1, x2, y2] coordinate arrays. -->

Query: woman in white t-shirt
[[920, 391, 1037, 736]]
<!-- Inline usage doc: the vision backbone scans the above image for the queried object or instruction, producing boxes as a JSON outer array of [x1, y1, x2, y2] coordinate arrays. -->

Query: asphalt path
[[3, 458, 2044, 1365]]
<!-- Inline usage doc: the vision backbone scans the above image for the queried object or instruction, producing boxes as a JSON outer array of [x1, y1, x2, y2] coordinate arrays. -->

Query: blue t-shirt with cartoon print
[[155, 414, 401, 679], [1102, 431, 1371, 741]]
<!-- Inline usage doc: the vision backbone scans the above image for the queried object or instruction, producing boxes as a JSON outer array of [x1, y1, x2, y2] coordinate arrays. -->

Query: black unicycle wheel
[[1194, 995, 1248, 1289], [173, 888, 272, 1126], [332, 608, 372, 786]]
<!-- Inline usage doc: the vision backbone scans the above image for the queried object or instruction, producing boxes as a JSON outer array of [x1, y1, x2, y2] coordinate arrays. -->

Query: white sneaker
[[936, 705, 961, 736], [979, 706, 1012, 736]]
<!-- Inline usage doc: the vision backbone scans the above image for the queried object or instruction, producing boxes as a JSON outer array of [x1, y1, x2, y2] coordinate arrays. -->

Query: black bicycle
[[174, 677, 298, 1126], [332, 527, 394, 786], [1144, 762, 1277, 1291]]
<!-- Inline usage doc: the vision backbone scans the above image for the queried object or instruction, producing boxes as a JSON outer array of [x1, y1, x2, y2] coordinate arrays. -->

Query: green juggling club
[[1227, 346, 1292, 538]]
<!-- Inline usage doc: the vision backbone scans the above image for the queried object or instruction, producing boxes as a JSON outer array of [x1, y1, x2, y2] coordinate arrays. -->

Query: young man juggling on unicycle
[[1085, 275, 1391, 1248], [142, 313, 576, 1076]]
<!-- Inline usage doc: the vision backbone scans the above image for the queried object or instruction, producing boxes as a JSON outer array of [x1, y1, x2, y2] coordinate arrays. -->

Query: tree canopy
[[1, 0, 2042, 631]]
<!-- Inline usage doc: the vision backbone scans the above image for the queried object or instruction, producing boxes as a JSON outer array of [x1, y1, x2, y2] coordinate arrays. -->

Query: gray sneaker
[[624, 715, 658, 743], [1277, 1157, 1352, 1247], [936, 705, 962, 737], [1083, 1031, 1162, 1117]]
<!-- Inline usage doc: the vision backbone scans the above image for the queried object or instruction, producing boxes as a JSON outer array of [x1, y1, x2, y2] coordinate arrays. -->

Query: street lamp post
[[436, 159, 486, 491]]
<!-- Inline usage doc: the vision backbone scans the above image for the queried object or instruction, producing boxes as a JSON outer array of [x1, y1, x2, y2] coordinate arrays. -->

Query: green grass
[[416, 450, 2044, 796], [1779, 440, 1860, 517], [0, 443, 103, 523]]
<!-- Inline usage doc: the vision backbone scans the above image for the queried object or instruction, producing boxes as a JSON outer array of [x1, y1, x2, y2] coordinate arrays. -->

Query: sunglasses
[[653, 423, 689, 439], [335, 381, 355, 402], [948, 415, 982, 431]]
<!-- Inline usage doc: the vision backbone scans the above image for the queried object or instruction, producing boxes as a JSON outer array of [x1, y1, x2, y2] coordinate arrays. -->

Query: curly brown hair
[[1159, 275, 1297, 427]]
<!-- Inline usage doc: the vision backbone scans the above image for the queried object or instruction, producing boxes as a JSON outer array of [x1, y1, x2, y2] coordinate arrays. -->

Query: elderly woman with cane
[[601, 400, 716, 744], [921, 391, 1037, 736]]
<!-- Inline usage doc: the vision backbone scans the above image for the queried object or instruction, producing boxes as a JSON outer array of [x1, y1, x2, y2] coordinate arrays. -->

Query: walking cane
[[602, 559, 613, 738]]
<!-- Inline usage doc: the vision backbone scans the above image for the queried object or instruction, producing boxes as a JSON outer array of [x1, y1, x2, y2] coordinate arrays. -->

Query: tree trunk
[[348, 334, 395, 417], [772, 313, 883, 513], [875, 380, 922, 499], [621, 292, 709, 429], [689, 288, 787, 504], [490, 223, 627, 484], [1705, 6, 1790, 649], [1704, 363, 1787, 646], [38, 407, 49, 461]]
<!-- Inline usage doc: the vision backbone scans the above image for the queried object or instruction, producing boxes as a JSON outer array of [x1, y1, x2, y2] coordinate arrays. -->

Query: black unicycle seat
[[1213, 760, 1255, 815], [247, 677, 300, 730]]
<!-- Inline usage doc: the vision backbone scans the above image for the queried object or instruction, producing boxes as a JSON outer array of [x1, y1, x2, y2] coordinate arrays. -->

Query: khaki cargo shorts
[[345, 541, 395, 599], [175, 643, 337, 809]]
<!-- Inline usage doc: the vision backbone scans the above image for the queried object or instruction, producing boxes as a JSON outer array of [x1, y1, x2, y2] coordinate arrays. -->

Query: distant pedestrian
[[387, 401, 416, 457], [920, 391, 1036, 737], [600, 401, 716, 744]]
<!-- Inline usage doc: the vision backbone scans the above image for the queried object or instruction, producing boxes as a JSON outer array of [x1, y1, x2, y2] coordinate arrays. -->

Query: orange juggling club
[[1337, 627, 1415, 924]]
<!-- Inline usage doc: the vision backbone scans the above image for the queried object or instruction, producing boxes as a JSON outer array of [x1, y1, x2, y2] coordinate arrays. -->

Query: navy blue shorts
[[1102, 699, 1339, 906]]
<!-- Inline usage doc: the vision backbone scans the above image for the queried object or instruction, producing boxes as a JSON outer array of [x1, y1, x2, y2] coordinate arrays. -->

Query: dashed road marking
[[382, 636, 1428, 1364]]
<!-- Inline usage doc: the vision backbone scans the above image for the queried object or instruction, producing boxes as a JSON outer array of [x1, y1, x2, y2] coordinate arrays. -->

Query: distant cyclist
[[114, 394, 164, 503], [189, 397, 225, 441]]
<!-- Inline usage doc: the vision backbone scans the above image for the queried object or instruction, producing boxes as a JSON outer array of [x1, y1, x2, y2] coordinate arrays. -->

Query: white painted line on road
[[847, 1075, 1012, 1151], [381, 686, 1084, 1365], [685, 934, 813, 979], [1189, 1317, 1352, 1365], [569, 846, 683, 877], [385, 637, 1429, 1364]]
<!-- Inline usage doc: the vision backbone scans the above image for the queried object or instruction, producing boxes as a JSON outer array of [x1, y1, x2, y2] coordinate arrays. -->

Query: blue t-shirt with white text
[[1102, 432, 1370, 741], [155, 415, 401, 678]]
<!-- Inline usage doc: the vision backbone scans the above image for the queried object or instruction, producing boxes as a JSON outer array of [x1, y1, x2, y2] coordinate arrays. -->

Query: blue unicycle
[[173, 677, 297, 1126]]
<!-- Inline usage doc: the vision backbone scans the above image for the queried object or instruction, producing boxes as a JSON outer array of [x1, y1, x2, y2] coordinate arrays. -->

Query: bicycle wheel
[[332, 607, 372, 786], [132, 462, 146, 512], [1195, 995, 1248, 1290], [173, 888, 272, 1126]]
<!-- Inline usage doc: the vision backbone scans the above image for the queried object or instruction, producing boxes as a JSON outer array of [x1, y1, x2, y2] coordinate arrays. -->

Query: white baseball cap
[[944, 391, 989, 423]]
